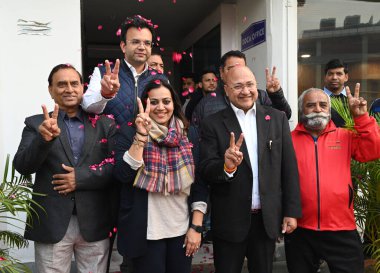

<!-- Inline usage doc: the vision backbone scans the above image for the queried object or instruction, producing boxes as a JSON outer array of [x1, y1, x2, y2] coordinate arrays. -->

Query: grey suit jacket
[[199, 103, 301, 242], [14, 110, 116, 243]]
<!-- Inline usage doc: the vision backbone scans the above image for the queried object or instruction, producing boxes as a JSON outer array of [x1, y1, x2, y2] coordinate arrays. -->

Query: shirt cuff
[[123, 151, 144, 170], [191, 201, 207, 214], [224, 169, 236, 178]]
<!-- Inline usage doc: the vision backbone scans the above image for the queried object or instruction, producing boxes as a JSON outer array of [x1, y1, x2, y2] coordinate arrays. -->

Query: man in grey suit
[[199, 65, 301, 273], [14, 64, 116, 273]]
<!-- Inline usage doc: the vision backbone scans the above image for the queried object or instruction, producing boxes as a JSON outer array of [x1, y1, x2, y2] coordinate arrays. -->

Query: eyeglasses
[[226, 82, 256, 92], [126, 39, 153, 48]]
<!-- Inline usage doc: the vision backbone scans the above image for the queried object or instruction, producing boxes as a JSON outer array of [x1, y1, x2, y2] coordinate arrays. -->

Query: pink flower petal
[[168, 71, 172, 75], [265, 115, 271, 121], [172, 52, 182, 64], [172, 0, 176, 3], [97, 25, 103, 30], [151, 71, 157, 75], [188, 87, 194, 93], [182, 91, 189, 97], [154, 79, 161, 84], [160, 47, 165, 52], [154, 24, 159, 29], [210, 92, 216, 97], [157, 36, 160, 41], [78, 125, 84, 129], [113, 227, 118, 233], [116, 28, 121, 36], [189, 53, 193, 58], [127, 122, 133, 126]]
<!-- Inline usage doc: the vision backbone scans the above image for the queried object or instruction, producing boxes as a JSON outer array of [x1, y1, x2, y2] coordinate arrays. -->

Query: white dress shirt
[[230, 103, 260, 210]]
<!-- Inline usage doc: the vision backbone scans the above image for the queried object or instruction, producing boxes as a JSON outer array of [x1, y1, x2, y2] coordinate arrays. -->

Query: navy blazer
[[199, 104, 301, 242], [14, 110, 117, 243]]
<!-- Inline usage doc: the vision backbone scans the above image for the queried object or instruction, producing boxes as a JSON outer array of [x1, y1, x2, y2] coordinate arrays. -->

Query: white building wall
[[0, 0, 82, 262], [236, 0, 298, 127]]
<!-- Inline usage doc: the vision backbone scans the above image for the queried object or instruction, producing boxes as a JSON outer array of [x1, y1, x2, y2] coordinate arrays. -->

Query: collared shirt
[[323, 87, 347, 97], [62, 110, 85, 165], [125, 59, 149, 86], [230, 103, 260, 209]]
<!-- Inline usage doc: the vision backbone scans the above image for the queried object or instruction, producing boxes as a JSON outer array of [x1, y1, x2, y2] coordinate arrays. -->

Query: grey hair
[[298, 88, 331, 118]]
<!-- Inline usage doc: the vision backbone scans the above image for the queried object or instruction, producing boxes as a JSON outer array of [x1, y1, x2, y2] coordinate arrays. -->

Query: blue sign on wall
[[241, 20, 266, 52]]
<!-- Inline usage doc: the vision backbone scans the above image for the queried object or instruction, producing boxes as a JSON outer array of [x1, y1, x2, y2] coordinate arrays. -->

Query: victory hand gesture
[[135, 97, 152, 135], [39, 104, 61, 141], [346, 83, 367, 118], [224, 132, 244, 171], [100, 59, 120, 98], [266, 66, 281, 93]]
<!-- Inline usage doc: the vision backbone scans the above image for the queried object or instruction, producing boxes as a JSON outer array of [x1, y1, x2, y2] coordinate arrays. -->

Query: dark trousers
[[213, 212, 276, 273], [130, 235, 192, 273], [285, 227, 364, 273]]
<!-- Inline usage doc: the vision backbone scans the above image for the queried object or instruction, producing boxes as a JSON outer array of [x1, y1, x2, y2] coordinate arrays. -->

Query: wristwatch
[[190, 223, 203, 233]]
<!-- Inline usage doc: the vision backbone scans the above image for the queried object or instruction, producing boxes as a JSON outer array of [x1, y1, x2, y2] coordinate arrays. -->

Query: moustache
[[304, 112, 330, 119]]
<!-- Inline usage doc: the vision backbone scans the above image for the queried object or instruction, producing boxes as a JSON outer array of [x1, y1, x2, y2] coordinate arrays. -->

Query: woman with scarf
[[114, 79, 207, 273]]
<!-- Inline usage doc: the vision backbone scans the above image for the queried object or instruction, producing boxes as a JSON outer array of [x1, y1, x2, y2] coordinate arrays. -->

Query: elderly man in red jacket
[[285, 84, 380, 273]]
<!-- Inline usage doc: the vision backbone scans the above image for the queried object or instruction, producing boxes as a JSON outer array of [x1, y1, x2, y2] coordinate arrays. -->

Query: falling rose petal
[[242, 16, 247, 23], [172, 52, 182, 64], [214, 77, 218, 81], [116, 125, 121, 129], [97, 63, 103, 67], [210, 92, 216, 97], [109, 232, 113, 237], [138, 27, 142, 31], [168, 71, 172, 75], [154, 79, 161, 84], [99, 138, 108, 143], [265, 115, 271, 121], [182, 51, 187, 55], [157, 36, 160, 41], [97, 25, 103, 30], [172, 0, 176, 3], [182, 91, 189, 97], [154, 24, 159, 29], [113, 227, 118, 233], [84, 83, 88, 87], [116, 28, 121, 36], [127, 122, 133, 126], [160, 47, 165, 52], [189, 52, 193, 58], [105, 114, 115, 120], [78, 125, 84, 129], [138, 0, 144, 2], [151, 71, 157, 76], [182, 77, 186, 81], [188, 87, 194, 93]]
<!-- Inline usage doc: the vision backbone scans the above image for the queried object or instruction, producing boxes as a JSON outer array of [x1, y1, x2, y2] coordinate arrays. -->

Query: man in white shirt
[[81, 15, 167, 126], [199, 65, 301, 273]]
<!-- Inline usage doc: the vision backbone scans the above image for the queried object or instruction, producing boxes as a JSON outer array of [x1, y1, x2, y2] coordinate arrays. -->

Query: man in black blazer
[[199, 65, 301, 273], [14, 64, 116, 273]]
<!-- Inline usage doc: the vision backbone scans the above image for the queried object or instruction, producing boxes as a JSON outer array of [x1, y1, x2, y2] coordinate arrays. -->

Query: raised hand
[[39, 104, 61, 142], [135, 97, 152, 135], [52, 164, 76, 195], [224, 132, 244, 170], [100, 59, 120, 98], [266, 66, 281, 93], [346, 83, 367, 118]]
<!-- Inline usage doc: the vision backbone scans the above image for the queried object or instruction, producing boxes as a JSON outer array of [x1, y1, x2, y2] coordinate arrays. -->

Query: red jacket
[[292, 113, 380, 231]]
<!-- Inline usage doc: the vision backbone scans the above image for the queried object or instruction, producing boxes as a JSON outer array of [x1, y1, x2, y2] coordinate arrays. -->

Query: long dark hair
[[140, 78, 189, 129]]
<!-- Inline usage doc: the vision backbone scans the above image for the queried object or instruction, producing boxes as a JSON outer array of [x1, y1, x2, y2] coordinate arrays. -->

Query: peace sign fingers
[[104, 60, 112, 76], [112, 59, 120, 77], [265, 66, 280, 93], [347, 83, 367, 117], [225, 132, 244, 170], [42, 104, 50, 120], [135, 98, 152, 134], [51, 103, 59, 119]]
